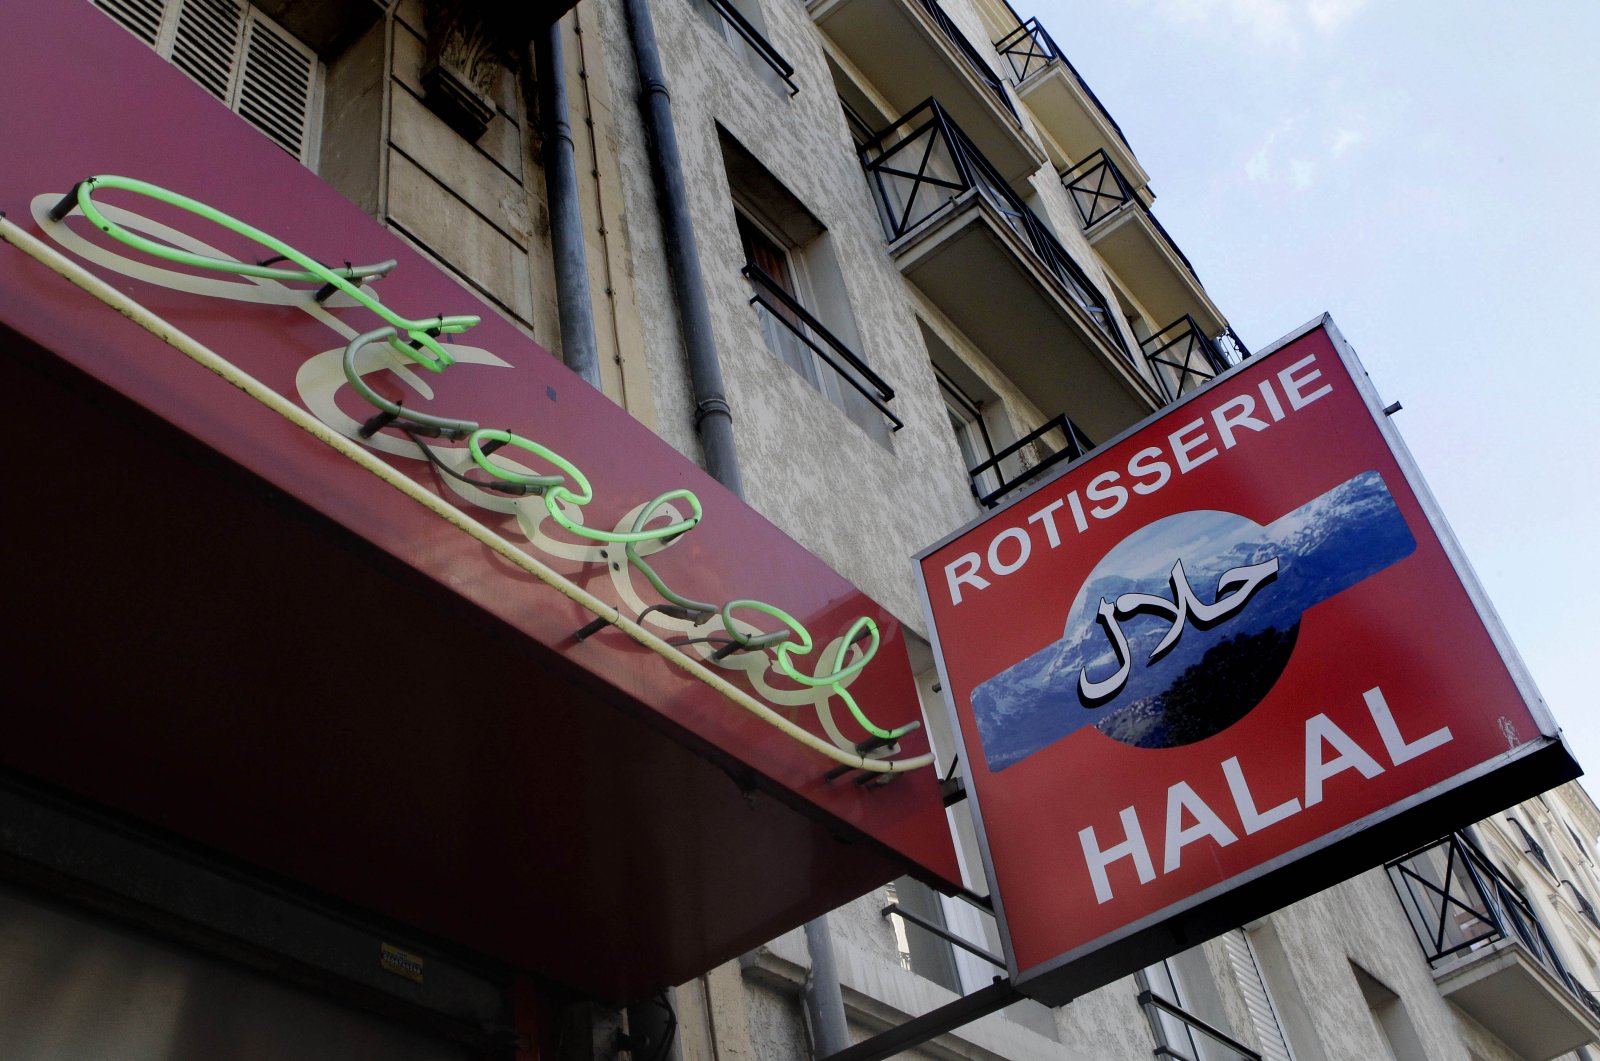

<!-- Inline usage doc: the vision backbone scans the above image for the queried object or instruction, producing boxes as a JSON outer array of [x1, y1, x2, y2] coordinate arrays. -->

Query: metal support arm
[[817, 979, 1023, 1061]]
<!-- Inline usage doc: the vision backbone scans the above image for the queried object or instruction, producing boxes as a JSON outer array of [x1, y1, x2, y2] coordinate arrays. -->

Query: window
[[884, 876, 962, 993], [1574, 886, 1600, 931], [1566, 820, 1589, 855], [1221, 929, 1296, 1061], [827, 56, 895, 155], [723, 132, 896, 442], [1138, 953, 1261, 1061], [1351, 963, 1427, 1061], [1509, 816, 1555, 876], [1239, 923, 1333, 1061], [738, 213, 819, 389], [92, 0, 320, 163], [839, 99, 879, 152], [874, 654, 1061, 1040], [936, 367, 1001, 501], [688, 0, 797, 95]]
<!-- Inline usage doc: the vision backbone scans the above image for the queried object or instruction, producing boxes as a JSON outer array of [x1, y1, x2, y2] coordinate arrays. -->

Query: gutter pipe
[[617, 0, 843, 1051], [620, 0, 744, 498], [534, 19, 602, 388], [803, 916, 853, 1057]]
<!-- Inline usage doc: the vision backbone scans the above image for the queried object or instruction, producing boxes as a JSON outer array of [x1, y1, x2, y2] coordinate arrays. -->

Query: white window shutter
[[1223, 928, 1295, 1061], [92, 0, 168, 45], [170, 0, 245, 102], [234, 11, 317, 162], [90, 0, 318, 164]]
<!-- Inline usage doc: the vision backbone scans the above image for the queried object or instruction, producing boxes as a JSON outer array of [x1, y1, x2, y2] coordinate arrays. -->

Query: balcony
[[1063, 149, 1227, 339], [861, 100, 1159, 441], [993, 19, 1150, 193], [1388, 833, 1600, 1061], [966, 412, 1092, 507], [810, 0, 1043, 185], [1141, 315, 1245, 403]]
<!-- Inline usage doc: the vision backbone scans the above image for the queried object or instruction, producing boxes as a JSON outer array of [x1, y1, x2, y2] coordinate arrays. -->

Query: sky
[[1026, 0, 1600, 776]]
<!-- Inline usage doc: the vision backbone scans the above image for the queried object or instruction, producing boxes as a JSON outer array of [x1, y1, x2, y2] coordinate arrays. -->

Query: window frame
[[737, 208, 827, 392], [1137, 957, 1263, 1061], [733, 204, 898, 441], [935, 366, 1001, 501]]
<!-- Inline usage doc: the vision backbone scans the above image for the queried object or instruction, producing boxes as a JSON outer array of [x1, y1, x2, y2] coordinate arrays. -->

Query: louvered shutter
[[170, 0, 245, 101], [1222, 929, 1295, 1061], [90, 0, 319, 164], [233, 11, 317, 161], [93, 0, 166, 44]]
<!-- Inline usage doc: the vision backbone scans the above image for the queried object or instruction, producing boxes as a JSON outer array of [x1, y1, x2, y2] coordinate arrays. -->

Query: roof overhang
[[1087, 203, 1226, 336], [892, 192, 1159, 441], [811, 0, 1045, 186], [1016, 61, 1151, 194]]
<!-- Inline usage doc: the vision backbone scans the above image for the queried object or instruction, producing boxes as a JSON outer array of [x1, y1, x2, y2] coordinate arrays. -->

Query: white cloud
[[1242, 116, 1301, 184], [1147, 0, 1366, 49], [1307, 0, 1368, 33], [1329, 127, 1364, 157], [1240, 110, 1367, 189], [1245, 146, 1272, 182], [1231, 0, 1300, 47], [1152, 0, 1300, 48]]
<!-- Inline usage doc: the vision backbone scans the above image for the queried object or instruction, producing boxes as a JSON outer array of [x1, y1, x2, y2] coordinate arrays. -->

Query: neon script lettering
[[41, 175, 922, 764]]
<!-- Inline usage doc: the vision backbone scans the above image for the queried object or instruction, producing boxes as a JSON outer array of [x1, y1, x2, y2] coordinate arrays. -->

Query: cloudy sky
[[1027, 0, 1600, 779]]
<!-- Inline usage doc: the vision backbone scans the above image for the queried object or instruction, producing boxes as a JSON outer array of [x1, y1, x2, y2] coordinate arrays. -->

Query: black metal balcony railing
[[859, 99, 1129, 360], [742, 264, 903, 431], [698, 0, 798, 96], [1062, 149, 1203, 284], [993, 18, 1132, 151], [992, 17, 1054, 82], [1139, 990, 1263, 1061], [1387, 833, 1600, 1024], [1213, 326, 1251, 367], [1576, 888, 1600, 932], [1141, 316, 1232, 403], [967, 413, 1091, 507], [915, 0, 1017, 121], [1511, 816, 1557, 877]]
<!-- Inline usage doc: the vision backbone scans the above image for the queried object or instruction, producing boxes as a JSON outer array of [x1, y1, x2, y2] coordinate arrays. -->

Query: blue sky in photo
[[1028, 0, 1600, 790]]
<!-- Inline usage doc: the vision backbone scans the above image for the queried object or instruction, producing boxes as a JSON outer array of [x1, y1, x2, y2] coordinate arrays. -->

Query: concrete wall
[[593, 0, 986, 627]]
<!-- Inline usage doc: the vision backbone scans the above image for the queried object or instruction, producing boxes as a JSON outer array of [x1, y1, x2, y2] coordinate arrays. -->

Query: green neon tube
[[620, 494, 721, 618], [48, 174, 921, 759], [65, 175, 479, 373], [344, 327, 479, 436], [721, 603, 912, 741], [544, 484, 700, 544], [467, 429, 572, 491]]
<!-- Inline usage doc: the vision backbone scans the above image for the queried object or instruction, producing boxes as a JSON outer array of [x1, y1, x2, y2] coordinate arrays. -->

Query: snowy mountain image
[[972, 470, 1417, 769]]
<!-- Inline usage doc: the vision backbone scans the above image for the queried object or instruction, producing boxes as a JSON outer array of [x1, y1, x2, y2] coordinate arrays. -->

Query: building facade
[[1, 0, 1595, 1059]]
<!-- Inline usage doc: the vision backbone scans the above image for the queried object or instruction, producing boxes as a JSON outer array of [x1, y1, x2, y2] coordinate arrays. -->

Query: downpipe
[[620, 0, 744, 499], [618, 0, 844, 1051], [533, 18, 602, 388]]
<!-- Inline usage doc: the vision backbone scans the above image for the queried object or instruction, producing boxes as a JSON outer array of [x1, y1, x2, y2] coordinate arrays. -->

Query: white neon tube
[[0, 215, 934, 776]]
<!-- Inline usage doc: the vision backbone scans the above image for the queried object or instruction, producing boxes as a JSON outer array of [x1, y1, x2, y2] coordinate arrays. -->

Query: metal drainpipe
[[803, 915, 853, 1057], [620, 0, 842, 1051], [620, 0, 745, 499], [534, 18, 602, 388]]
